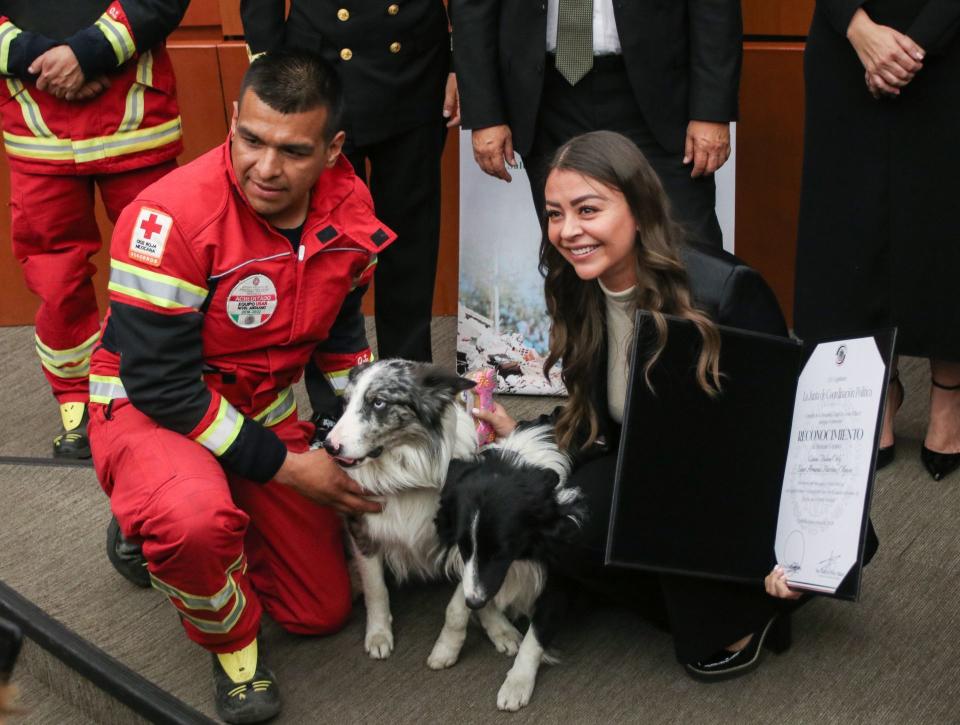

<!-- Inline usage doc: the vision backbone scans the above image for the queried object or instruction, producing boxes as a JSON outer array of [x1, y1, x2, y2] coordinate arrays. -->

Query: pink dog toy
[[464, 368, 497, 445]]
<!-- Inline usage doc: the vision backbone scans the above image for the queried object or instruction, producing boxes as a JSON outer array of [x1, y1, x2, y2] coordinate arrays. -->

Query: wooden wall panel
[[436, 130, 460, 314], [167, 45, 232, 159], [742, 0, 814, 36], [217, 43, 250, 121], [735, 43, 806, 327], [220, 0, 245, 37], [172, 0, 223, 41]]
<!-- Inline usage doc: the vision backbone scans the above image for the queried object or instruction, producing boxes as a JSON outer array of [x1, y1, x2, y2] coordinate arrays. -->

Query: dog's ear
[[420, 366, 476, 397], [348, 361, 371, 382], [446, 458, 472, 485], [435, 459, 471, 546], [530, 469, 586, 544]]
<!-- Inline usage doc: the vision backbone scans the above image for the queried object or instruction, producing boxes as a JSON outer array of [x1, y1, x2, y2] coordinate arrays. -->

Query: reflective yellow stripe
[[109, 259, 208, 311], [325, 370, 350, 395], [175, 588, 246, 635], [150, 555, 244, 611], [0, 22, 23, 74], [151, 556, 248, 635], [88, 375, 126, 405], [95, 14, 136, 66], [6, 78, 54, 138], [252, 387, 297, 428], [3, 116, 182, 164], [118, 52, 153, 133], [34, 330, 99, 366], [40, 358, 89, 379], [195, 397, 243, 456]]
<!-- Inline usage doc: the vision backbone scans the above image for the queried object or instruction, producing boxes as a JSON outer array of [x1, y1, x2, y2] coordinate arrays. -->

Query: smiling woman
[[473, 131, 846, 683], [541, 131, 725, 452]]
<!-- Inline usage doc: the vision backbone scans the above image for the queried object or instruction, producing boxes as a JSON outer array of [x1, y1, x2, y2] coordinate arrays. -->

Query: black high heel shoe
[[877, 372, 903, 471], [921, 378, 960, 481], [684, 613, 792, 682]]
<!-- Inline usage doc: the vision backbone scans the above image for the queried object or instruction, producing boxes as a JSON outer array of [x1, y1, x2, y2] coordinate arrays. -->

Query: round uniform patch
[[226, 274, 278, 328]]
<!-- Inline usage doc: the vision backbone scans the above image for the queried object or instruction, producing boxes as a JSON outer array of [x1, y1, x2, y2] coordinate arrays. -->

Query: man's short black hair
[[238, 50, 344, 140]]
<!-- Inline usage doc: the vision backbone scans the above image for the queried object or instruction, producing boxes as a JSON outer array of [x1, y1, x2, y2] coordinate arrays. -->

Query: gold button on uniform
[[387, 4, 399, 15], [340, 48, 353, 61], [389, 41, 401, 53], [337, 8, 349, 21]]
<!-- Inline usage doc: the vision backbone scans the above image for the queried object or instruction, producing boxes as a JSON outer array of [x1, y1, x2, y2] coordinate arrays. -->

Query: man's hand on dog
[[276, 450, 382, 514]]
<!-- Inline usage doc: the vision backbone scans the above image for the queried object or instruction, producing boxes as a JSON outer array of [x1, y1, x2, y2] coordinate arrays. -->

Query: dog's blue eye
[[371, 398, 386, 410]]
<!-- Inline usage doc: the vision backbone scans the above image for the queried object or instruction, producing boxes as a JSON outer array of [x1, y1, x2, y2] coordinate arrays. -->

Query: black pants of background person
[[558, 455, 792, 664], [347, 119, 447, 363], [523, 57, 723, 249]]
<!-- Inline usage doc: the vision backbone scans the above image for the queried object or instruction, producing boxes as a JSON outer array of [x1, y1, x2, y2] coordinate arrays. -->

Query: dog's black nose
[[465, 595, 487, 610], [322, 439, 340, 456]]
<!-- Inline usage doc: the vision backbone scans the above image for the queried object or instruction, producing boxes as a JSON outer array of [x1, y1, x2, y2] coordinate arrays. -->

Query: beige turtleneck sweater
[[598, 280, 637, 423]]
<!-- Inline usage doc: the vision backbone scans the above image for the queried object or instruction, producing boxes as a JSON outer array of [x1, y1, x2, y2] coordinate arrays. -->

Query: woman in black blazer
[[476, 131, 867, 682]]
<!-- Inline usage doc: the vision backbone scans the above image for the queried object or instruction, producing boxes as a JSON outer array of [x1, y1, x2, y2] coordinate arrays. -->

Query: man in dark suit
[[241, 0, 456, 366], [450, 0, 741, 247]]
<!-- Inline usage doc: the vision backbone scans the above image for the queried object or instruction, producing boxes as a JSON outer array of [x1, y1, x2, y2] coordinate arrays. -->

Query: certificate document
[[775, 337, 887, 593]]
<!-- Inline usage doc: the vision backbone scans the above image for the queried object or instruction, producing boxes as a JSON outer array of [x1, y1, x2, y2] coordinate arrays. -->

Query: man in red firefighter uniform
[[0, 0, 187, 457], [88, 52, 390, 724]]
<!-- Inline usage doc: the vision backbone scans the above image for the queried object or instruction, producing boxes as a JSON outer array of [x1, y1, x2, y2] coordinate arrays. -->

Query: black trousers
[[524, 57, 723, 249], [557, 454, 787, 664], [346, 119, 447, 362]]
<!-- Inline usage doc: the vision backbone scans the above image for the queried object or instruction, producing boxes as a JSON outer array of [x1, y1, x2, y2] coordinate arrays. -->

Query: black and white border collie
[[429, 425, 585, 711], [324, 359, 520, 659]]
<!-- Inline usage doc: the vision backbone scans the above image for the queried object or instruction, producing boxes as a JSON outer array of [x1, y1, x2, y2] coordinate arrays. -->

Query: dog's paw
[[426, 641, 461, 670], [484, 622, 523, 656], [365, 629, 394, 659], [497, 672, 535, 712]]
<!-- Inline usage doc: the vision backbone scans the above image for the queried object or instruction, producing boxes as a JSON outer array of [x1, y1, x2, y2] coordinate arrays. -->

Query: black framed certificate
[[604, 312, 895, 601]]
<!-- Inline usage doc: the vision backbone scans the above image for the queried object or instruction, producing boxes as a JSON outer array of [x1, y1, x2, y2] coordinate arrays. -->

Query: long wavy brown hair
[[541, 131, 722, 451]]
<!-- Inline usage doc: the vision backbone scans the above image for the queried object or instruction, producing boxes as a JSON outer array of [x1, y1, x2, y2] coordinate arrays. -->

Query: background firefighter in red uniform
[[0, 0, 188, 457], [88, 52, 392, 725]]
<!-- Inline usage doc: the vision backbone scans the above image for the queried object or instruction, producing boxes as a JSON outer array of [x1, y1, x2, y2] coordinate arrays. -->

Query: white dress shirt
[[546, 0, 622, 55]]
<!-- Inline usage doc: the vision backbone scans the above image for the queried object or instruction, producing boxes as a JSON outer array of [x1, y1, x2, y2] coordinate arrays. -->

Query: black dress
[[556, 246, 792, 664], [794, 0, 960, 360]]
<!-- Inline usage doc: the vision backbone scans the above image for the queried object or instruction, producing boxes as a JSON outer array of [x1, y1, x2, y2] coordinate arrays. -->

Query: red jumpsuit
[[88, 141, 395, 652], [0, 1, 186, 403]]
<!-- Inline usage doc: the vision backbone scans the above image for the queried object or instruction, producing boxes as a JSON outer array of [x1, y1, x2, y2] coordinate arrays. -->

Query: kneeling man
[[88, 51, 389, 723]]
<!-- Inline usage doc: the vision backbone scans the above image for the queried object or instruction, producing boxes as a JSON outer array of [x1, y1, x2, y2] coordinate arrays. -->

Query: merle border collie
[[324, 359, 522, 659], [429, 425, 586, 711]]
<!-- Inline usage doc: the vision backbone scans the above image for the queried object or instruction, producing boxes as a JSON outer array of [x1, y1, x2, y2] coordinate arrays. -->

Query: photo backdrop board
[[457, 127, 736, 395]]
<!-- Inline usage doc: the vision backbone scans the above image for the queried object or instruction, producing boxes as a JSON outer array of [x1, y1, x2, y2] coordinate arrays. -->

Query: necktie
[[555, 0, 594, 86]]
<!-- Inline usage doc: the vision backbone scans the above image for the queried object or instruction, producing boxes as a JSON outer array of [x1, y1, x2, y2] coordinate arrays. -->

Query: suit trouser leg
[[524, 61, 723, 248], [557, 454, 784, 664], [90, 400, 351, 653], [346, 120, 446, 362]]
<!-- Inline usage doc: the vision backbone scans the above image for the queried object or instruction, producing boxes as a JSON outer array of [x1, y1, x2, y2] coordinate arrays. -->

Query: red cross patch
[[129, 207, 173, 267]]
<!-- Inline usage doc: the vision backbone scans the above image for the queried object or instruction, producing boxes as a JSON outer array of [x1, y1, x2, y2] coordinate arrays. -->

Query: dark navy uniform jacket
[[241, 0, 450, 147]]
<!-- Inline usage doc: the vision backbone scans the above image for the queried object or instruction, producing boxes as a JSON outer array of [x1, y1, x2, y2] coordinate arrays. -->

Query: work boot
[[213, 639, 281, 724], [53, 402, 90, 459], [106, 516, 151, 588]]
